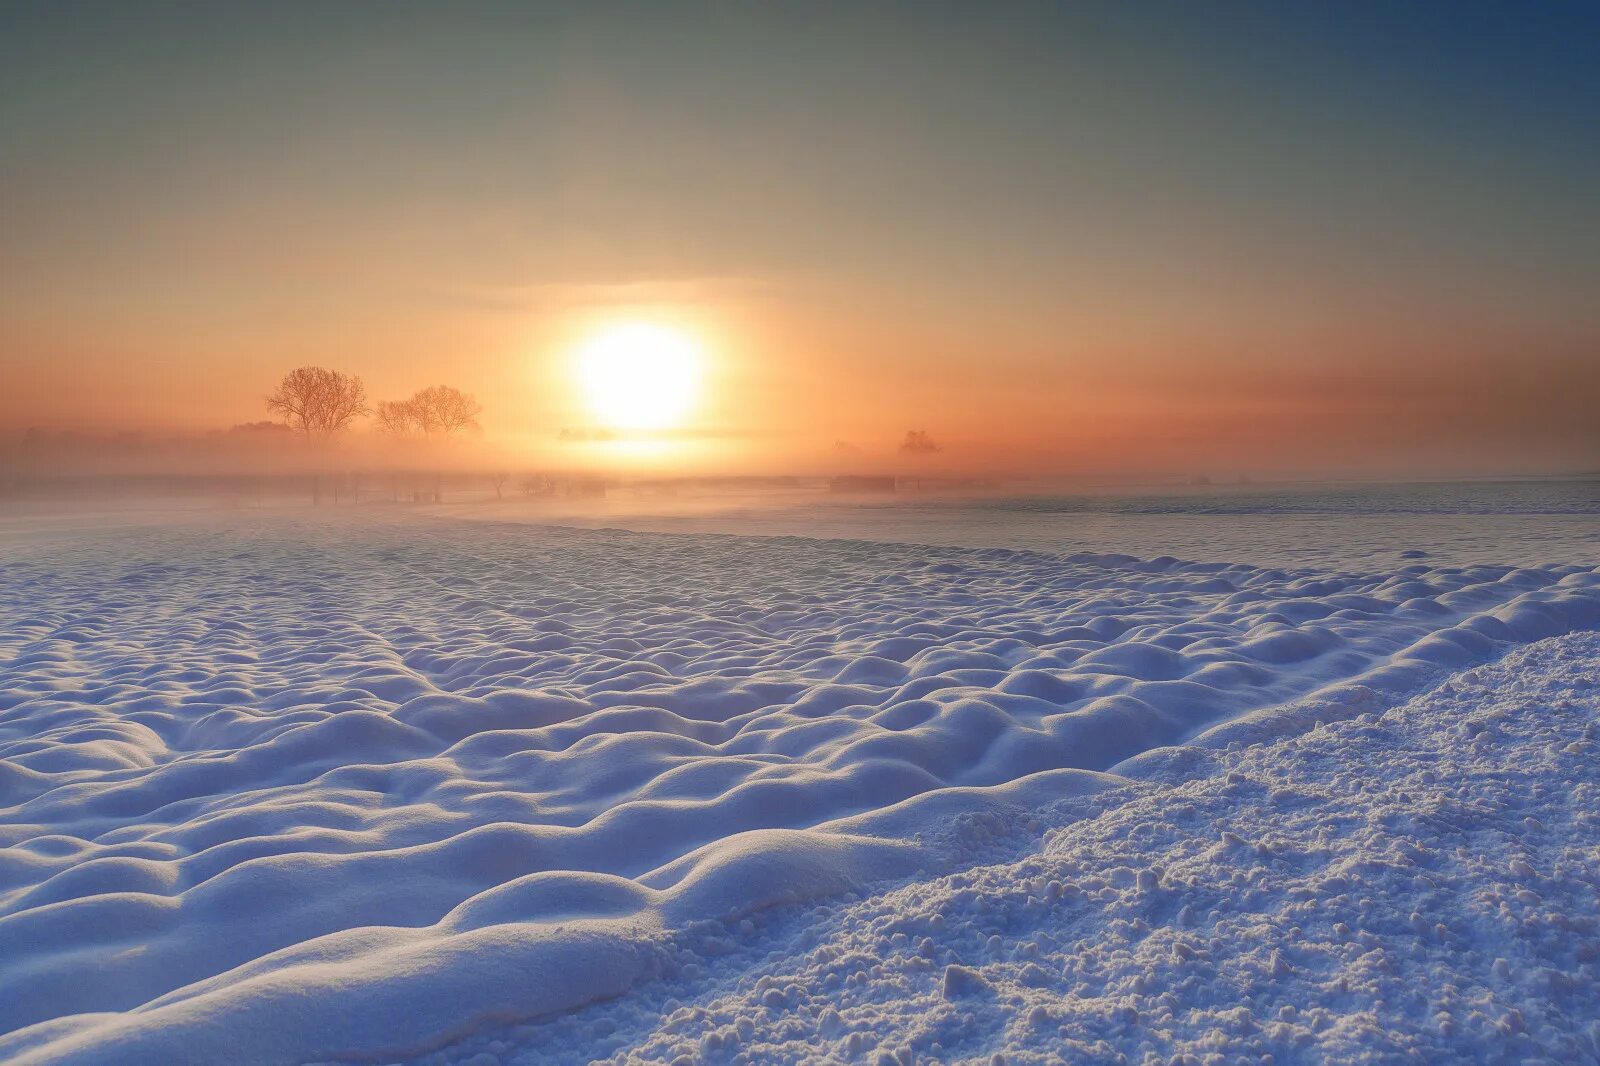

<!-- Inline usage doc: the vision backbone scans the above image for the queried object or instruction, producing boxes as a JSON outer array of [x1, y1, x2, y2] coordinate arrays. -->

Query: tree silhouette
[[375, 386, 481, 440], [411, 385, 481, 438], [373, 385, 482, 503], [899, 429, 942, 455], [374, 399, 419, 436], [266, 367, 368, 503], [371, 401, 416, 501], [266, 367, 368, 437]]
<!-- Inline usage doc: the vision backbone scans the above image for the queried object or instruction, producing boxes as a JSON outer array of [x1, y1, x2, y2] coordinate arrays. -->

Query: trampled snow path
[[0, 513, 1597, 1063], [431, 632, 1600, 1065]]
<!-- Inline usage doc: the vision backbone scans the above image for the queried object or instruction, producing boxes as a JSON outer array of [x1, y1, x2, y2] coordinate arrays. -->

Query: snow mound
[[436, 632, 1600, 1064], [0, 515, 1596, 1062]]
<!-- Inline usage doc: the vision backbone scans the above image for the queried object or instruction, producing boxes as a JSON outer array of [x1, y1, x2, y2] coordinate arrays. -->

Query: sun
[[573, 322, 703, 432]]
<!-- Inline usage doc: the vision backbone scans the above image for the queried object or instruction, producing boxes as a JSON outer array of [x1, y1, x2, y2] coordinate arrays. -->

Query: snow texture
[[0, 509, 1597, 1063], [432, 632, 1600, 1065]]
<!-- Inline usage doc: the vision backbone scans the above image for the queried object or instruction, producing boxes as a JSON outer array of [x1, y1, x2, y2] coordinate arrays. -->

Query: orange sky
[[3, 4, 1598, 478]]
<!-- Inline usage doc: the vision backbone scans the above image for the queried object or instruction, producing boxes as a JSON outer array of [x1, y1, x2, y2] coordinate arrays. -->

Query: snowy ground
[[0, 500, 1597, 1063], [429, 632, 1600, 1066]]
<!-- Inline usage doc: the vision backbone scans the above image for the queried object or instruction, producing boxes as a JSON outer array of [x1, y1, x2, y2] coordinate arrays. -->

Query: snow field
[[431, 632, 1600, 1065], [0, 513, 1596, 1062]]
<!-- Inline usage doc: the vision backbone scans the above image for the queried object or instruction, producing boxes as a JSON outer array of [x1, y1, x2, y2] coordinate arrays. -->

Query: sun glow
[[573, 322, 703, 432]]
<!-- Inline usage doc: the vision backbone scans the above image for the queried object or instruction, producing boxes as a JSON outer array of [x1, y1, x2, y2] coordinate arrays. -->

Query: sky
[[2, 1, 1598, 478]]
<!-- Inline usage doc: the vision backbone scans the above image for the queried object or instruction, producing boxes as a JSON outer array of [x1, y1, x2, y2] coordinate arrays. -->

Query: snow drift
[[0, 512, 1596, 1062]]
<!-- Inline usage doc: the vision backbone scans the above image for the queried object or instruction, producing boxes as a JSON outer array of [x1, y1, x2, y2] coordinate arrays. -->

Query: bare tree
[[373, 400, 421, 501], [488, 471, 507, 500], [373, 385, 481, 503], [410, 385, 482, 439], [374, 399, 420, 436], [267, 367, 368, 437], [374, 387, 480, 440], [266, 367, 368, 503]]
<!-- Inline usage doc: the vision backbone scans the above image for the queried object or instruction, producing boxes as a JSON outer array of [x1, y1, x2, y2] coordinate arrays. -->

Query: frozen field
[[0, 490, 1597, 1063]]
